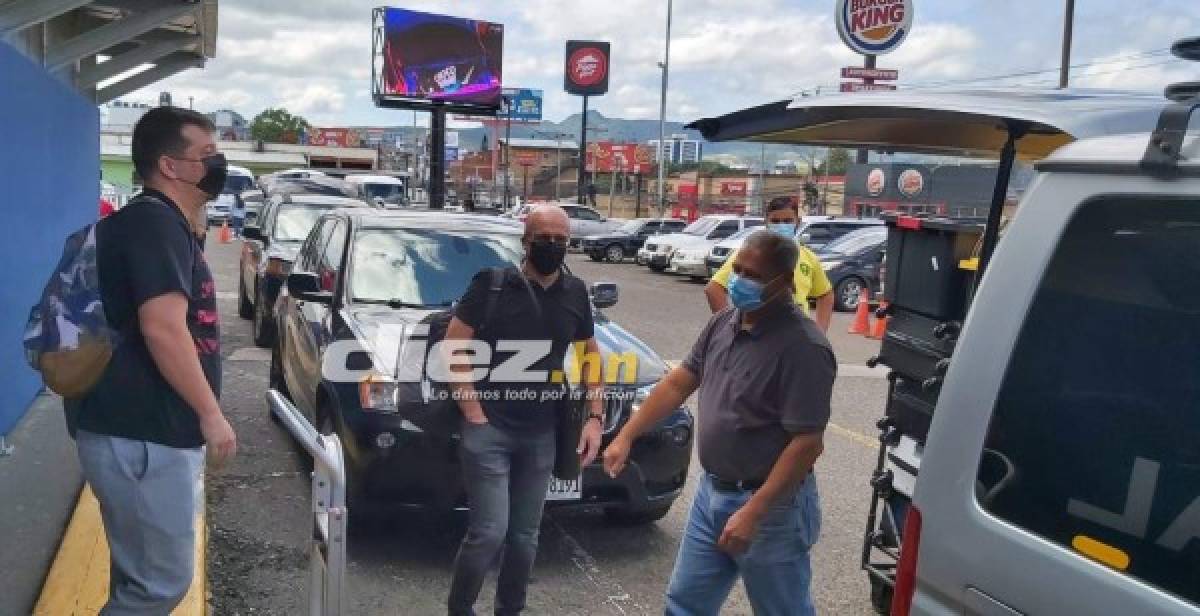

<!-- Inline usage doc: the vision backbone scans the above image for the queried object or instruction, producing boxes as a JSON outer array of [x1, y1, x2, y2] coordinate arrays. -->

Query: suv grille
[[712, 246, 731, 258], [603, 388, 633, 434]]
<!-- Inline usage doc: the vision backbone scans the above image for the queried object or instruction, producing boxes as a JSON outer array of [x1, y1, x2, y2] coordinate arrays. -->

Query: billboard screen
[[308, 128, 361, 148], [503, 88, 543, 122], [586, 142, 656, 174], [379, 8, 503, 108], [564, 40, 610, 96]]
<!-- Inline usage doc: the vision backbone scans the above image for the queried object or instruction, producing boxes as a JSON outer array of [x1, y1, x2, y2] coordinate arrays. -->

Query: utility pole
[[656, 0, 673, 215], [1059, 0, 1075, 88], [503, 95, 513, 209]]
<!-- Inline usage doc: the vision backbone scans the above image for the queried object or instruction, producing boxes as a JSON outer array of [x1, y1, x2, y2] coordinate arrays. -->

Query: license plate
[[546, 476, 581, 501]]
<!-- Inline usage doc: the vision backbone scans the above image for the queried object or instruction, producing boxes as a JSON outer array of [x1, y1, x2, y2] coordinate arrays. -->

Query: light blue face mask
[[767, 222, 796, 238], [727, 272, 773, 311]]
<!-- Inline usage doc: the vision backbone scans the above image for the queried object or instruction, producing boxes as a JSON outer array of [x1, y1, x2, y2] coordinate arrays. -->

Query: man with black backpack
[[68, 106, 236, 613], [443, 205, 605, 616]]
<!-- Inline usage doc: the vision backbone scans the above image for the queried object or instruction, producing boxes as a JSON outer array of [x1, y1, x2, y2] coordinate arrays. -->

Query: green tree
[[250, 108, 310, 144], [818, 148, 851, 175]]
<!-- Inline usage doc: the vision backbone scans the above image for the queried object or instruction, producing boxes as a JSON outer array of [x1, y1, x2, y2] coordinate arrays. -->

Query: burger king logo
[[866, 168, 886, 196], [836, 0, 914, 56], [898, 168, 924, 197]]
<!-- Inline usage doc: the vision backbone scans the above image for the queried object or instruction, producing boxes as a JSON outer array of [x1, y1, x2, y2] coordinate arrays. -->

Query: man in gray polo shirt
[[605, 230, 836, 616]]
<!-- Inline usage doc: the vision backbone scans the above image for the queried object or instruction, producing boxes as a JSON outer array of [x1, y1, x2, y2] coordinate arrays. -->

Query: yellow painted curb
[[34, 481, 207, 616]]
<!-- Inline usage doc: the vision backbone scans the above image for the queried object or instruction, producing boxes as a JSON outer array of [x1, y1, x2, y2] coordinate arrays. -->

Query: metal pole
[[1059, 0, 1075, 88], [555, 137, 562, 200], [430, 107, 446, 209], [578, 95, 589, 204], [759, 143, 766, 214], [503, 97, 512, 209], [657, 0, 673, 215], [856, 54, 876, 165]]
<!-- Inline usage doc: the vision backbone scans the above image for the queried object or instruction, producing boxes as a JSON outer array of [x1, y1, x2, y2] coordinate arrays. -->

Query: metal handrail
[[267, 389, 347, 616]]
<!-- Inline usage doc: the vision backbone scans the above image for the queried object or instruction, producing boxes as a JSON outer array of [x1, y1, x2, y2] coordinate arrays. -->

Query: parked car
[[240, 189, 265, 226], [580, 218, 688, 262], [205, 164, 254, 226], [346, 174, 408, 208], [558, 203, 625, 248], [270, 209, 694, 523], [265, 167, 328, 182], [638, 215, 763, 272], [816, 225, 887, 311], [261, 175, 357, 199], [238, 194, 371, 347], [797, 215, 885, 251]]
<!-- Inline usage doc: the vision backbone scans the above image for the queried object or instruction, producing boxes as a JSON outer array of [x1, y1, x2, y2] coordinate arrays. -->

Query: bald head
[[523, 204, 570, 242]]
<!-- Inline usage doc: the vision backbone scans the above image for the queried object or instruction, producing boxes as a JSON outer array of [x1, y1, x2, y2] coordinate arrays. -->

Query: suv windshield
[[682, 218, 719, 236], [223, 175, 254, 195], [272, 206, 334, 242], [350, 229, 524, 306], [363, 182, 405, 203], [823, 227, 885, 255]]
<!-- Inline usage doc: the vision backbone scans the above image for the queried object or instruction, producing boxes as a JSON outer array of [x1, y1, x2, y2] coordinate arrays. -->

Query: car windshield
[[682, 218, 718, 236], [823, 228, 886, 256], [363, 182, 405, 202], [620, 220, 645, 233], [725, 227, 758, 242], [272, 206, 334, 242], [349, 228, 524, 306], [222, 175, 254, 195]]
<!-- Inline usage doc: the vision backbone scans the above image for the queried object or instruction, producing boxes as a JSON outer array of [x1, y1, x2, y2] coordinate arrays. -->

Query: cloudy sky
[[127, 0, 1200, 128]]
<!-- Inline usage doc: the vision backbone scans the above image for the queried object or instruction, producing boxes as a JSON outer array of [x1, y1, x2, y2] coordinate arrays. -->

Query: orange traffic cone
[[848, 288, 870, 335], [868, 302, 890, 339], [218, 220, 232, 244]]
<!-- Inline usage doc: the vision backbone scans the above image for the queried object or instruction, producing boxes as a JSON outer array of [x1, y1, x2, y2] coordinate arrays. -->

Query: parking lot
[[204, 236, 889, 615]]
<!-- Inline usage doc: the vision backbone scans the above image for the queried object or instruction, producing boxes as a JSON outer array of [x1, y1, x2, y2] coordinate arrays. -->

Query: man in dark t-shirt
[[443, 205, 605, 615], [605, 230, 836, 616], [67, 106, 236, 614]]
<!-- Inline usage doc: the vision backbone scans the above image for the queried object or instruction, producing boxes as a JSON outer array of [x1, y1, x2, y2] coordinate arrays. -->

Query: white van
[[206, 164, 255, 225], [344, 174, 407, 208]]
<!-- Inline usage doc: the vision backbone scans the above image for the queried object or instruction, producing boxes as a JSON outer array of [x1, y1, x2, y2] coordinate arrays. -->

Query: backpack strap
[[477, 267, 506, 334]]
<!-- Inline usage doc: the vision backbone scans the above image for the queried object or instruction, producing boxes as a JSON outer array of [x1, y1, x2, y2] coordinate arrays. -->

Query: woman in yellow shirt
[[705, 197, 834, 332]]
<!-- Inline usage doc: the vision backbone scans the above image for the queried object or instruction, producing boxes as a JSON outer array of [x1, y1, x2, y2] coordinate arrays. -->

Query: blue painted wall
[[0, 42, 98, 435]]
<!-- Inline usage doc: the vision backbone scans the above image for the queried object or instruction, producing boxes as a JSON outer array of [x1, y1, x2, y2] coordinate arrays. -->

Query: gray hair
[[742, 229, 798, 279]]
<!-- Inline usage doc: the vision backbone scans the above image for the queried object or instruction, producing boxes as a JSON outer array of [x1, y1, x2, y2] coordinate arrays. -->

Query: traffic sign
[[840, 82, 898, 92], [841, 67, 899, 81]]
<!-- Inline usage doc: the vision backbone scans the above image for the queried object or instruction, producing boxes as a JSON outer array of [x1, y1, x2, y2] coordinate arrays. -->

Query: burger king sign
[[836, 0, 914, 56]]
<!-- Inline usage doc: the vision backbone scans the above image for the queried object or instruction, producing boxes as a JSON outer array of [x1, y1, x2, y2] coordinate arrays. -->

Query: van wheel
[[603, 503, 672, 526], [237, 276, 253, 320], [605, 244, 625, 262], [253, 286, 275, 348], [267, 345, 289, 424], [834, 277, 867, 312], [648, 263, 667, 273], [869, 577, 893, 615]]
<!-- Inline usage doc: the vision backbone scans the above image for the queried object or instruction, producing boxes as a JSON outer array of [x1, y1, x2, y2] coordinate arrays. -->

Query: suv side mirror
[[242, 226, 265, 242], [287, 271, 333, 304], [590, 282, 619, 309]]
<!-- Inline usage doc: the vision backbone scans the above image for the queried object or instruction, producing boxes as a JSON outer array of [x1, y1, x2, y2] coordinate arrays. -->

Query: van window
[[978, 197, 1200, 605]]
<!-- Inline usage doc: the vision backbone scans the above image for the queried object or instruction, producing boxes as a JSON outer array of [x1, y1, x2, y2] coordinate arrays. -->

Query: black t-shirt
[[454, 267, 594, 434], [67, 190, 221, 448]]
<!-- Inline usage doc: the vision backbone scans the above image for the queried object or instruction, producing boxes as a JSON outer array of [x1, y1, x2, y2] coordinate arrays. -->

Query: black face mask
[[527, 240, 567, 275], [192, 153, 228, 199]]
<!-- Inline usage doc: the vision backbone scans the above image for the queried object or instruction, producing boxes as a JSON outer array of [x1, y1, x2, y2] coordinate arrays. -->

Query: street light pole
[[656, 0, 673, 216], [1059, 0, 1075, 89]]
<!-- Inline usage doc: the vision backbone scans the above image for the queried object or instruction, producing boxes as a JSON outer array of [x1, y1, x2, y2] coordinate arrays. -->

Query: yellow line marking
[[35, 483, 207, 615], [828, 421, 877, 449]]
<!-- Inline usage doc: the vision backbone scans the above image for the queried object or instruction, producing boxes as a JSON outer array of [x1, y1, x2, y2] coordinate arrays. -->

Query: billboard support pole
[[634, 173, 642, 218], [503, 96, 512, 210], [577, 95, 589, 204], [855, 54, 876, 165], [430, 106, 446, 209]]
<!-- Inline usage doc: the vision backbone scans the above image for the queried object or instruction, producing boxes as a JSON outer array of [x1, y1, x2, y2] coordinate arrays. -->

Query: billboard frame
[[370, 7, 503, 116]]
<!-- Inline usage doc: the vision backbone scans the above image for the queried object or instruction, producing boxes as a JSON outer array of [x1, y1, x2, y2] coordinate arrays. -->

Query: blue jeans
[[75, 429, 204, 615], [448, 422, 555, 616], [665, 474, 821, 616]]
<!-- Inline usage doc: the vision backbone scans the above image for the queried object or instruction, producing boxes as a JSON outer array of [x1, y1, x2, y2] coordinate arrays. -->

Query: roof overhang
[[687, 89, 1170, 162], [0, 0, 217, 103]]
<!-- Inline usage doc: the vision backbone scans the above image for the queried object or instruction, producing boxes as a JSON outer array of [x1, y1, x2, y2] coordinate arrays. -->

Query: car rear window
[[977, 196, 1200, 605]]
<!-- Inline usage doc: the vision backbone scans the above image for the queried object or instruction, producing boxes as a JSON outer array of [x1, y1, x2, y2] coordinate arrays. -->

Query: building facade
[[648, 134, 703, 165]]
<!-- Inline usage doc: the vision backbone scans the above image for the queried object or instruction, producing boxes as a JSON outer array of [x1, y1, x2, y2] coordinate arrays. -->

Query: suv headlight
[[359, 375, 399, 413]]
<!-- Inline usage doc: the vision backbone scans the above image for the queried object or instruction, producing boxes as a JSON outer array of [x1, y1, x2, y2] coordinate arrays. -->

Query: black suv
[[580, 218, 687, 262], [816, 226, 887, 311], [271, 210, 694, 523]]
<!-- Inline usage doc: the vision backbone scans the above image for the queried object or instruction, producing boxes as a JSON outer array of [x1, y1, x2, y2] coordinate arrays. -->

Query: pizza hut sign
[[836, 0, 914, 56], [564, 40, 611, 96]]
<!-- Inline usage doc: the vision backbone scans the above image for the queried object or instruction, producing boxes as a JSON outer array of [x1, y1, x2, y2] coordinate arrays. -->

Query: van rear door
[[910, 169, 1200, 615]]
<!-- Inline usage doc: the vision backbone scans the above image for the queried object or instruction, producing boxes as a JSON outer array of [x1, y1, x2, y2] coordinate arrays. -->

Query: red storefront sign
[[719, 181, 748, 197]]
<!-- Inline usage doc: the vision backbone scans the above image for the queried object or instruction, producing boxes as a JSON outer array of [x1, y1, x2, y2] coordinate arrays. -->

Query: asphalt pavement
[[203, 239, 888, 615]]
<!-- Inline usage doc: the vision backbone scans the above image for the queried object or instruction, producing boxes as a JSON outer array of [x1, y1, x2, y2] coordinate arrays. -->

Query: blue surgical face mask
[[727, 273, 768, 311], [768, 222, 796, 238]]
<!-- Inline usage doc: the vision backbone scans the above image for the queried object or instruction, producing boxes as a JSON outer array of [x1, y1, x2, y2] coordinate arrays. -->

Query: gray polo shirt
[[683, 304, 836, 482]]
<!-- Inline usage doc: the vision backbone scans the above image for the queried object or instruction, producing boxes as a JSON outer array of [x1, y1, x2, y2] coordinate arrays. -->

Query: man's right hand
[[603, 435, 631, 478], [200, 413, 237, 465]]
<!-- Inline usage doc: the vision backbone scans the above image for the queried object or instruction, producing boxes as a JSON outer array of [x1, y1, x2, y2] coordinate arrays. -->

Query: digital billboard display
[[378, 8, 503, 108]]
